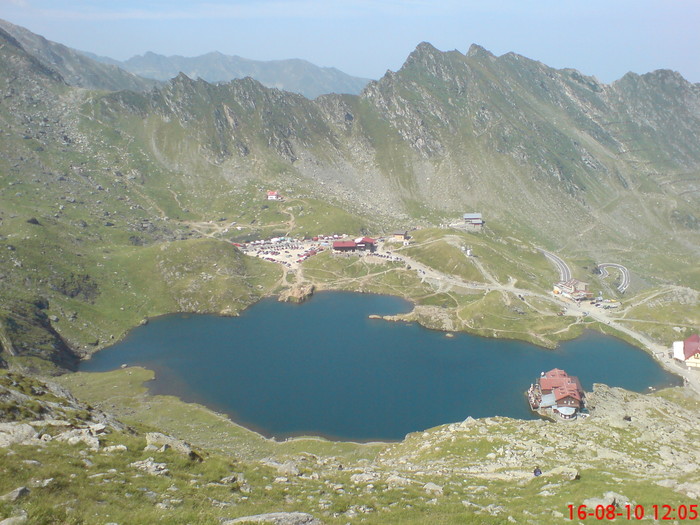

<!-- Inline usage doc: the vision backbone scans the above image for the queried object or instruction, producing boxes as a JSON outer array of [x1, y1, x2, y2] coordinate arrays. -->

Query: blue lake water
[[80, 292, 681, 441]]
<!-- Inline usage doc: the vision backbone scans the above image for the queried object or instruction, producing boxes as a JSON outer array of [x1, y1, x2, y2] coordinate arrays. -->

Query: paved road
[[597, 263, 631, 293], [540, 249, 571, 282]]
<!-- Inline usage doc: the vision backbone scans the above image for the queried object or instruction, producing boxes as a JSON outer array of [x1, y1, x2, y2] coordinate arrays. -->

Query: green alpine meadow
[[0, 15, 699, 524]]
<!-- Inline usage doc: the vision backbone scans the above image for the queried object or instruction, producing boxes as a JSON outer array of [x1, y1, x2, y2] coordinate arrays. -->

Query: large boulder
[[145, 432, 201, 461], [0, 487, 29, 502], [424, 482, 443, 496], [0, 423, 38, 447]]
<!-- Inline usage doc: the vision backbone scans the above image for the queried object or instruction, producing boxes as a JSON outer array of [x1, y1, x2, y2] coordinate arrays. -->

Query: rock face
[[54, 428, 101, 451], [0, 514, 28, 525], [424, 481, 443, 496]]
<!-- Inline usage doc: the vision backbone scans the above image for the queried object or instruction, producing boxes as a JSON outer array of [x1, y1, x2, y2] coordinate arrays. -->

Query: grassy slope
[[1, 366, 678, 524]]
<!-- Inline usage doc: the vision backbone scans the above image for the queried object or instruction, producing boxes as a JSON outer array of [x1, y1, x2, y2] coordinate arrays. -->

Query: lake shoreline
[[79, 292, 682, 442]]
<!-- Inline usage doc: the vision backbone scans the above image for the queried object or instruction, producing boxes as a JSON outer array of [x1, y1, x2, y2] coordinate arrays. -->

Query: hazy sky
[[2, 0, 698, 83]]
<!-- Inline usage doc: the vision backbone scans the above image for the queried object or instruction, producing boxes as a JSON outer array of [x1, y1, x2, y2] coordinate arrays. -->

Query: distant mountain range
[[0, 18, 371, 98], [84, 50, 372, 99]]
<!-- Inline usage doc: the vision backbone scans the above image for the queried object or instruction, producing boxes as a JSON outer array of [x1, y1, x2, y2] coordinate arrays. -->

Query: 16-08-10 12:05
[[568, 504, 698, 521]]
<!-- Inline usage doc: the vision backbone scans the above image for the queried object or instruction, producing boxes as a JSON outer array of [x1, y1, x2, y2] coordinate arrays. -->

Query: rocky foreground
[[1, 368, 699, 524]]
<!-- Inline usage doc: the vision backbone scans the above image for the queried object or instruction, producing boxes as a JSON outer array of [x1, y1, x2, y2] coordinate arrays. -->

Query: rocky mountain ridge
[[0, 18, 158, 93], [87, 41, 700, 254]]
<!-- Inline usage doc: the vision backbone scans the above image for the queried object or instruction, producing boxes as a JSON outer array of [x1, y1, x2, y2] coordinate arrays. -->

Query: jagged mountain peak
[[403, 41, 461, 67], [173, 71, 195, 83], [413, 41, 441, 54], [466, 43, 495, 60], [640, 68, 693, 88], [613, 68, 699, 98]]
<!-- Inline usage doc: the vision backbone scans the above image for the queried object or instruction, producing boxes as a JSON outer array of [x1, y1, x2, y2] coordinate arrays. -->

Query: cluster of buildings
[[672, 334, 700, 369], [552, 279, 594, 302], [527, 368, 585, 420]]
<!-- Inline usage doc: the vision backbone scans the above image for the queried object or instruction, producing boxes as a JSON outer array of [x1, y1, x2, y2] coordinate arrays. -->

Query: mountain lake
[[80, 291, 682, 441]]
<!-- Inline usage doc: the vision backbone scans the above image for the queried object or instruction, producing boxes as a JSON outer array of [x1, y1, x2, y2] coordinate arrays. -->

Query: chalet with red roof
[[672, 334, 700, 369], [332, 237, 376, 253], [527, 368, 586, 420], [355, 237, 376, 252], [267, 190, 282, 201]]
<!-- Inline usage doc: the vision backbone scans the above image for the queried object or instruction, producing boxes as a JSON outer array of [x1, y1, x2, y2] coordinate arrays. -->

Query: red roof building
[[531, 368, 586, 417], [354, 237, 376, 252], [683, 334, 700, 360], [553, 385, 583, 408], [333, 240, 357, 250], [333, 237, 376, 252], [539, 368, 577, 392], [673, 334, 700, 369]]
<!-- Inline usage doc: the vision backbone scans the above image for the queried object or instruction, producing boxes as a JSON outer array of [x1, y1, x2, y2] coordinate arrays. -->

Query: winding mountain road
[[597, 263, 631, 293], [540, 249, 571, 282]]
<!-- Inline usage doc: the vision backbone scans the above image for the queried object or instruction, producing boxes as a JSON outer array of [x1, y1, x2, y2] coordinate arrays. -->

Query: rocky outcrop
[[145, 431, 202, 461], [278, 283, 315, 303], [54, 427, 101, 451], [129, 457, 170, 476]]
